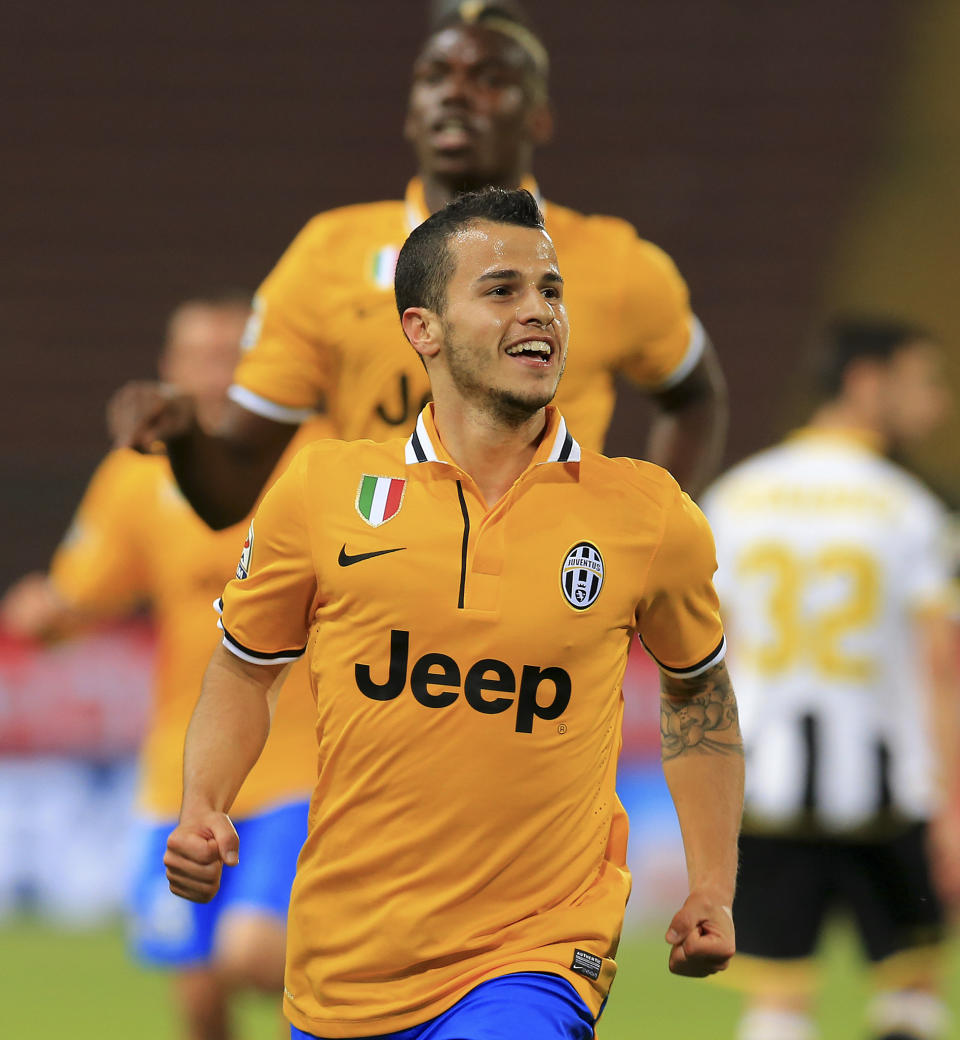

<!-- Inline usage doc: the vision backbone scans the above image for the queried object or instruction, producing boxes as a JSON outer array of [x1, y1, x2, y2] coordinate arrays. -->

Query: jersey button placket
[[453, 474, 505, 615]]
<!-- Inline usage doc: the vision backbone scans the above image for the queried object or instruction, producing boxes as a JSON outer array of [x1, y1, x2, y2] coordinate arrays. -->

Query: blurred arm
[[108, 387, 297, 529], [645, 342, 728, 499], [919, 609, 960, 907], [2, 451, 150, 639], [659, 659, 743, 976], [165, 644, 288, 902], [0, 573, 81, 640]]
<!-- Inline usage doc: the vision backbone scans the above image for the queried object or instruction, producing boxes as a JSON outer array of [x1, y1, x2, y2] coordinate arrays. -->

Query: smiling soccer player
[[163, 188, 743, 1040]]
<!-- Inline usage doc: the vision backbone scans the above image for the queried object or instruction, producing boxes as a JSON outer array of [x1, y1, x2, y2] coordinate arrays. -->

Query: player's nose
[[517, 287, 555, 327], [437, 67, 473, 106]]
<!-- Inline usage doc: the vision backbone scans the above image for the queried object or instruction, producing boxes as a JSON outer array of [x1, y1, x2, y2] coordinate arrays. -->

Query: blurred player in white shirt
[[702, 317, 960, 1040]]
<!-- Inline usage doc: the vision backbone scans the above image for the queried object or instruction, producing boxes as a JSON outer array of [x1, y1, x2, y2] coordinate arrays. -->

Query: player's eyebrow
[[416, 55, 521, 74], [475, 269, 564, 285]]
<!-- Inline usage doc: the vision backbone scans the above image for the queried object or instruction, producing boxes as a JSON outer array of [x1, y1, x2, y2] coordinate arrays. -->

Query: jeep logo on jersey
[[236, 522, 254, 580], [356, 475, 406, 527], [355, 630, 571, 734], [560, 542, 604, 610]]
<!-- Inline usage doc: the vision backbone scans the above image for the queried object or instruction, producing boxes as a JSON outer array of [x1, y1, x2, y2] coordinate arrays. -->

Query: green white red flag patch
[[356, 475, 405, 527], [236, 521, 254, 579]]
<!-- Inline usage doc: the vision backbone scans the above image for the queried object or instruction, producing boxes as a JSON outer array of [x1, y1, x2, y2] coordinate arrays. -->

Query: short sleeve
[[901, 491, 954, 613], [49, 451, 150, 614], [229, 216, 337, 423], [637, 484, 726, 676], [613, 237, 703, 391], [697, 480, 734, 607], [217, 449, 319, 664]]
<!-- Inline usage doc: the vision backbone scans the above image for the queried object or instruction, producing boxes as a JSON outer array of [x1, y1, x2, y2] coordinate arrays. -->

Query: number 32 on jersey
[[734, 543, 880, 681]]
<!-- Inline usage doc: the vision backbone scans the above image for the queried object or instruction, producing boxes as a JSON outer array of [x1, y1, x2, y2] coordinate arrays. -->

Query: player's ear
[[402, 99, 419, 146], [842, 356, 885, 408], [528, 100, 554, 147], [401, 307, 442, 361], [157, 343, 173, 383]]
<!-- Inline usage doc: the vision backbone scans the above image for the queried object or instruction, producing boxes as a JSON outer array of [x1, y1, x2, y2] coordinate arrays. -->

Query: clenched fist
[[107, 381, 196, 452]]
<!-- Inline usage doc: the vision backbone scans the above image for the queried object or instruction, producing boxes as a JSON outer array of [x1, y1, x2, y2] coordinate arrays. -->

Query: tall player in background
[[701, 318, 960, 1040], [1, 295, 321, 1040], [108, 0, 727, 528]]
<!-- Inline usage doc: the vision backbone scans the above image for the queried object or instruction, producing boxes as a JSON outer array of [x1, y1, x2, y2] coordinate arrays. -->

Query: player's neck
[[420, 168, 530, 214], [807, 402, 890, 450], [431, 398, 549, 507], [195, 399, 227, 432]]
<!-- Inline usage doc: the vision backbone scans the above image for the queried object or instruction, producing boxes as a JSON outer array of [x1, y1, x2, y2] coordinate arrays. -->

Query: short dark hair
[[164, 289, 251, 344], [815, 315, 934, 398], [394, 186, 545, 317], [429, 1, 549, 83]]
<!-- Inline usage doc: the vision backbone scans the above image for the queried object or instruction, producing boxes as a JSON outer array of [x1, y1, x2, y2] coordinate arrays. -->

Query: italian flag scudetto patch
[[356, 475, 406, 527]]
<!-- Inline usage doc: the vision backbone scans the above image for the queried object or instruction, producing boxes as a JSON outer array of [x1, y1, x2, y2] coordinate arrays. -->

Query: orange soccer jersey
[[218, 406, 725, 1037], [231, 178, 703, 451], [49, 436, 325, 819]]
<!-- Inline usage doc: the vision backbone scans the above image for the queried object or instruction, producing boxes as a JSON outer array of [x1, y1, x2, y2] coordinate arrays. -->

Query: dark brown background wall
[[0, 2, 919, 588]]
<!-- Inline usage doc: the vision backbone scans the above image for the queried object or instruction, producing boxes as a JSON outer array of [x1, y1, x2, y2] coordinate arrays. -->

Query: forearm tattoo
[[660, 661, 743, 761]]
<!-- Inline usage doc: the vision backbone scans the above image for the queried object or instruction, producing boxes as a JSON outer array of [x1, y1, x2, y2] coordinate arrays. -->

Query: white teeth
[[506, 340, 551, 356]]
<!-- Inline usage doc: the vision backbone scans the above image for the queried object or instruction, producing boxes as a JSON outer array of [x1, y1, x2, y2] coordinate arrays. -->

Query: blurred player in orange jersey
[[108, 0, 727, 530], [1, 294, 323, 1040], [163, 187, 743, 1040]]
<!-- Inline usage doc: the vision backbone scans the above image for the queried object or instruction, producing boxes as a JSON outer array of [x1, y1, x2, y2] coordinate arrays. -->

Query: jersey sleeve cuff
[[214, 598, 307, 665], [642, 634, 726, 678], [219, 627, 307, 666], [652, 315, 707, 391], [227, 384, 315, 425]]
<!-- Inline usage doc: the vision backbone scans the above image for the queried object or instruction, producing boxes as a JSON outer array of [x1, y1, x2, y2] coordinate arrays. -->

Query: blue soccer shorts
[[128, 799, 308, 966], [290, 972, 596, 1040]]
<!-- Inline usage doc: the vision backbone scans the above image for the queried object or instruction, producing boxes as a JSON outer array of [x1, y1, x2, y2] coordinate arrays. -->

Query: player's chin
[[521, 381, 558, 405], [493, 386, 557, 421], [509, 371, 561, 403], [428, 149, 481, 178]]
